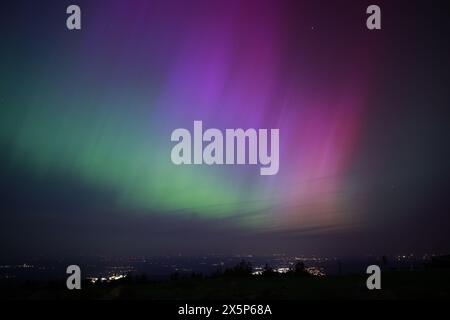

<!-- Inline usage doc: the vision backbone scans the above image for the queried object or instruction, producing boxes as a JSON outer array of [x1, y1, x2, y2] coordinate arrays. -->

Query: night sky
[[1, 0, 449, 259]]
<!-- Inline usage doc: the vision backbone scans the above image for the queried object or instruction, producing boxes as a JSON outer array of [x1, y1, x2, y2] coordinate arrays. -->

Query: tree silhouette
[[223, 260, 253, 277], [289, 261, 309, 277], [262, 263, 276, 277]]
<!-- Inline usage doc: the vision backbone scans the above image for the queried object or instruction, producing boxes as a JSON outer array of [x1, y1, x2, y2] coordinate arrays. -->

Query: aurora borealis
[[1, 0, 449, 257]]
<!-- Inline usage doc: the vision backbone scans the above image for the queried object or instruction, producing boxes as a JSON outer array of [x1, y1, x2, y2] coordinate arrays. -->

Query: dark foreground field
[[2, 270, 450, 300]]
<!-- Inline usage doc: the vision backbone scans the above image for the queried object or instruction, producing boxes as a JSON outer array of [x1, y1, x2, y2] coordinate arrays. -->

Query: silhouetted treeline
[[166, 260, 311, 281], [0, 260, 313, 293]]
